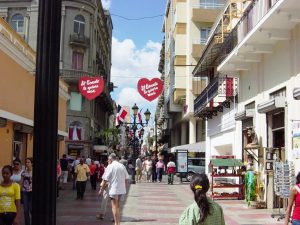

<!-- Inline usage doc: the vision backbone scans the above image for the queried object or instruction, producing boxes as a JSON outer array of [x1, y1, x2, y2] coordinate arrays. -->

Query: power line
[[110, 13, 164, 21]]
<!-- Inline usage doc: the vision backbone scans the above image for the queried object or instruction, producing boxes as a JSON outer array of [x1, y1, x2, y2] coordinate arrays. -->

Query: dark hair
[[25, 157, 33, 164], [13, 159, 21, 164], [190, 173, 210, 223], [2, 165, 13, 175], [296, 172, 300, 184]]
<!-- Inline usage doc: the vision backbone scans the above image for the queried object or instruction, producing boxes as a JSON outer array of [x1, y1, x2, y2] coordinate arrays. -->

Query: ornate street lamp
[[126, 103, 151, 184]]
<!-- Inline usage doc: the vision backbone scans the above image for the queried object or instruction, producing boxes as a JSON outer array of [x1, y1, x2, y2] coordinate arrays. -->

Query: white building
[[156, 0, 225, 153], [194, 0, 300, 208]]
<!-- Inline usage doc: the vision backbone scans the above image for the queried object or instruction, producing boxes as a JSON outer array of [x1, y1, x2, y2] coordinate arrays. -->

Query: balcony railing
[[69, 34, 90, 48], [194, 76, 238, 115], [194, 77, 219, 115], [193, 2, 224, 9], [60, 69, 94, 81]]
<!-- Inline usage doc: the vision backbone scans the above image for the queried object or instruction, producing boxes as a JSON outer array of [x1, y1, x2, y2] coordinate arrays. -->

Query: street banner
[[137, 78, 163, 102], [78, 76, 104, 100]]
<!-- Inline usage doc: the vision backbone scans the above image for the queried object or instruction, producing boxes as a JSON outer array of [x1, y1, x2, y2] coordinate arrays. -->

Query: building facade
[[0, 0, 114, 157], [0, 17, 69, 166], [193, 0, 300, 208], [156, 0, 225, 153]]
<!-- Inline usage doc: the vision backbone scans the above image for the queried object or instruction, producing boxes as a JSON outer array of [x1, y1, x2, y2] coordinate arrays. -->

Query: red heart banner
[[137, 78, 163, 102], [78, 76, 104, 100]]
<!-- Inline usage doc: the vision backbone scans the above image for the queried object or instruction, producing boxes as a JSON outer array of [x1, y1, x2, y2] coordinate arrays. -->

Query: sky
[[101, 0, 166, 123]]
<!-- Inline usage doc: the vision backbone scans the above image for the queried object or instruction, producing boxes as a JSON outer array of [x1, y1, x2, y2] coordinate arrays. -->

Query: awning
[[171, 142, 205, 153], [93, 145, 108, 153], [210, 158, 243, 167], [257, 97, 285, 114], [293, 88, 300, 100], [235, 109, 254, 121]]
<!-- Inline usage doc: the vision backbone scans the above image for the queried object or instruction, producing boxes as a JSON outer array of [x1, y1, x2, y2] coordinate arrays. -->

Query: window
[[74, 15, 85, 36], [69, 92, 82, 111], [72, 51, 83, 70], [68, 121, 83, 141], [200, 28, 211, 44], [11, 14, 24, 33]]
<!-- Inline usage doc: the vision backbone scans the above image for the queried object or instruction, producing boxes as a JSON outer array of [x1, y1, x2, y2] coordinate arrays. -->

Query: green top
[[179, 199, 226, 225]]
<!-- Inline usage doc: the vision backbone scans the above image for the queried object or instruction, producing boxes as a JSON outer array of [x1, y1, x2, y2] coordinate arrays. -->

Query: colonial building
[[0, 0, 114, 157], [193, 0, 300, 208], [156, 0, 225, 153], [0, 17, 69, 166]]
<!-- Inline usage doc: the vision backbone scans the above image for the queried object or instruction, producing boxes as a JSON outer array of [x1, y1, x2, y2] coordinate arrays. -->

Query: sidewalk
[[55, 177, 286, 225]]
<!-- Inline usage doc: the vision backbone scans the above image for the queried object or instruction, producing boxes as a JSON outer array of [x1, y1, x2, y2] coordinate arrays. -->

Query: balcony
[[173, 88, 186, 104], [192, 39, 205, 58], [192, 2, 224, 23], [60, 69, 94, 83], [194, 76, 238, 118], [217, 0, 299, 72], [69, 34, 90, 48]]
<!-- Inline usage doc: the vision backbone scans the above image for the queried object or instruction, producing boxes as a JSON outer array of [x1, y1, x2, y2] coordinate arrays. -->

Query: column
[[181, 122, 187, 145], [196, 120, 203, 142], [59, 5, 65, 69], [189, 117, 196, 144]]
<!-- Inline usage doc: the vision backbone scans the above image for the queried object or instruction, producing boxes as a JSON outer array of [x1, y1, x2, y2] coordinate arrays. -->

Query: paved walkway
[[55, 177, 286, 225]]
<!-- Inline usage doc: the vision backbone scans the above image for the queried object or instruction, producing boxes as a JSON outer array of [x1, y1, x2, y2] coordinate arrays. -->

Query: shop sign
[[78, 76, 104, 100], [137, 78, 163, 102]]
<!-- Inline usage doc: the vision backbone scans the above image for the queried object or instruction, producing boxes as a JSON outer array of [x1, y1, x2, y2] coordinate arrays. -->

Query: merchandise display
[[210, 157, 244, 200]]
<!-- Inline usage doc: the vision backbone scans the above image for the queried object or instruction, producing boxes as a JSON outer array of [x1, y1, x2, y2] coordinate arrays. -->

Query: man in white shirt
[[99, 153, 129, 225]]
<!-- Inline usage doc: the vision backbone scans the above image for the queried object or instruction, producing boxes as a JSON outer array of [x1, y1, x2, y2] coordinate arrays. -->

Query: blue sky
[[101, 0, 166, 123]]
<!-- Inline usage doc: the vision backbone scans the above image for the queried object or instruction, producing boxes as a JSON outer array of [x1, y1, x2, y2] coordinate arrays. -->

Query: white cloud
[[101, 0, 111, 9], [111, 37, 161, 118], [116, 87, 158, 112], [111, 37, 161, 88]]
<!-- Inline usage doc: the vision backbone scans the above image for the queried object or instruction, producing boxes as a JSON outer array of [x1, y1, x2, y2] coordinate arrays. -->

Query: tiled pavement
[[55, 177, 286, 225]]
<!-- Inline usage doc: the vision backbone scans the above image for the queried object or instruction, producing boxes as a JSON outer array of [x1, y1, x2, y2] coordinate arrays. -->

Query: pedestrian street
[[55, 176, 286, 225]]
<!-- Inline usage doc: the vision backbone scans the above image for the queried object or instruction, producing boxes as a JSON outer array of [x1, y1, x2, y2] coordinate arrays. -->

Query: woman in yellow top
[[0, 165, 21, 225]]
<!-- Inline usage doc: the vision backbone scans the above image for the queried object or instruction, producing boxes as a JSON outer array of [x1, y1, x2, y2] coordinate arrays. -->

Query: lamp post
[[126, 104, 151, 184]]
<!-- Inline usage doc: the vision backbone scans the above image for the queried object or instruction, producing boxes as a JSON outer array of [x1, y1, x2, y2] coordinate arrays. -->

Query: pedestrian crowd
[[2, 152, 300, 225]]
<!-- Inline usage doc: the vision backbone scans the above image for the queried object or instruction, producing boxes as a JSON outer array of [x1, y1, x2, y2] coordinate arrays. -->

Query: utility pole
[[32, 0, 62, 224]]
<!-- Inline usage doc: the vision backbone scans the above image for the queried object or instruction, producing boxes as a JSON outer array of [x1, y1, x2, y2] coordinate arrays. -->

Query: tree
[[100, 128, 120, 146]]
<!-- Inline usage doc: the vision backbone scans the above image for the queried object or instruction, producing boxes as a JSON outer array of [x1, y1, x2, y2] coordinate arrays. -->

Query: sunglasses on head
[[14, 163, 20, 165]]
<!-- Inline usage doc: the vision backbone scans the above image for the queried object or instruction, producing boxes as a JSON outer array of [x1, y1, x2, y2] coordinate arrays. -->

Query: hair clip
[[195, 185, 202, 190]]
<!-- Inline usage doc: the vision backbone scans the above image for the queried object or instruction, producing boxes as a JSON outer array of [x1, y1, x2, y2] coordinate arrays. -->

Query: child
[[167, 158, 176, 185]]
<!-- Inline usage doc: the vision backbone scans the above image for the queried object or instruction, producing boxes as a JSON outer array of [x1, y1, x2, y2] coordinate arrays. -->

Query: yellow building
[[0, 17, 70, 166]]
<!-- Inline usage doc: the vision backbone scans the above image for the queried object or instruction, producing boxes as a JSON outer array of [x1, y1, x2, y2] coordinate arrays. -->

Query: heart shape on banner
[[137, 78, 163, 102], [78, 76, 104, 100]]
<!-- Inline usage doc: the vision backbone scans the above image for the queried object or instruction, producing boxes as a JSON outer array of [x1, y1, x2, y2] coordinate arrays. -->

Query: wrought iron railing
[[194, 77, 219, 115], [59, 69, 94, 81], [69, 34, 90, 47]]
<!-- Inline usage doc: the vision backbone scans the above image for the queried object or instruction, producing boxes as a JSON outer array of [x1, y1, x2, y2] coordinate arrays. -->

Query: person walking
[[21, 158, 33, 225], [99, 153, 129, 225], [89, 160, 97, 190], [151, 155, 158, 182], [179, 173, 225, 225], [57, 160, 62, 198], [135, 156, 143, 183], [166, 158, 176, 185], [0, 165, 21, 225], [143, 157, 152, 183], [74, 158, 90, 200], [96, 162, 110, 220], [156, 158, 165, 183], [59, 154, 69, 189], [71, 156, 80, 190], [285, 172, 300, 225], [11, 159, 23, 185]]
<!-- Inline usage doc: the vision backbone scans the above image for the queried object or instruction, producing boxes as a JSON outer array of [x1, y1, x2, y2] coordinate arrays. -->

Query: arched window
[[68, 121, 83, 141], [74, 15, 85, 36], [11, 14, 24, 33]]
